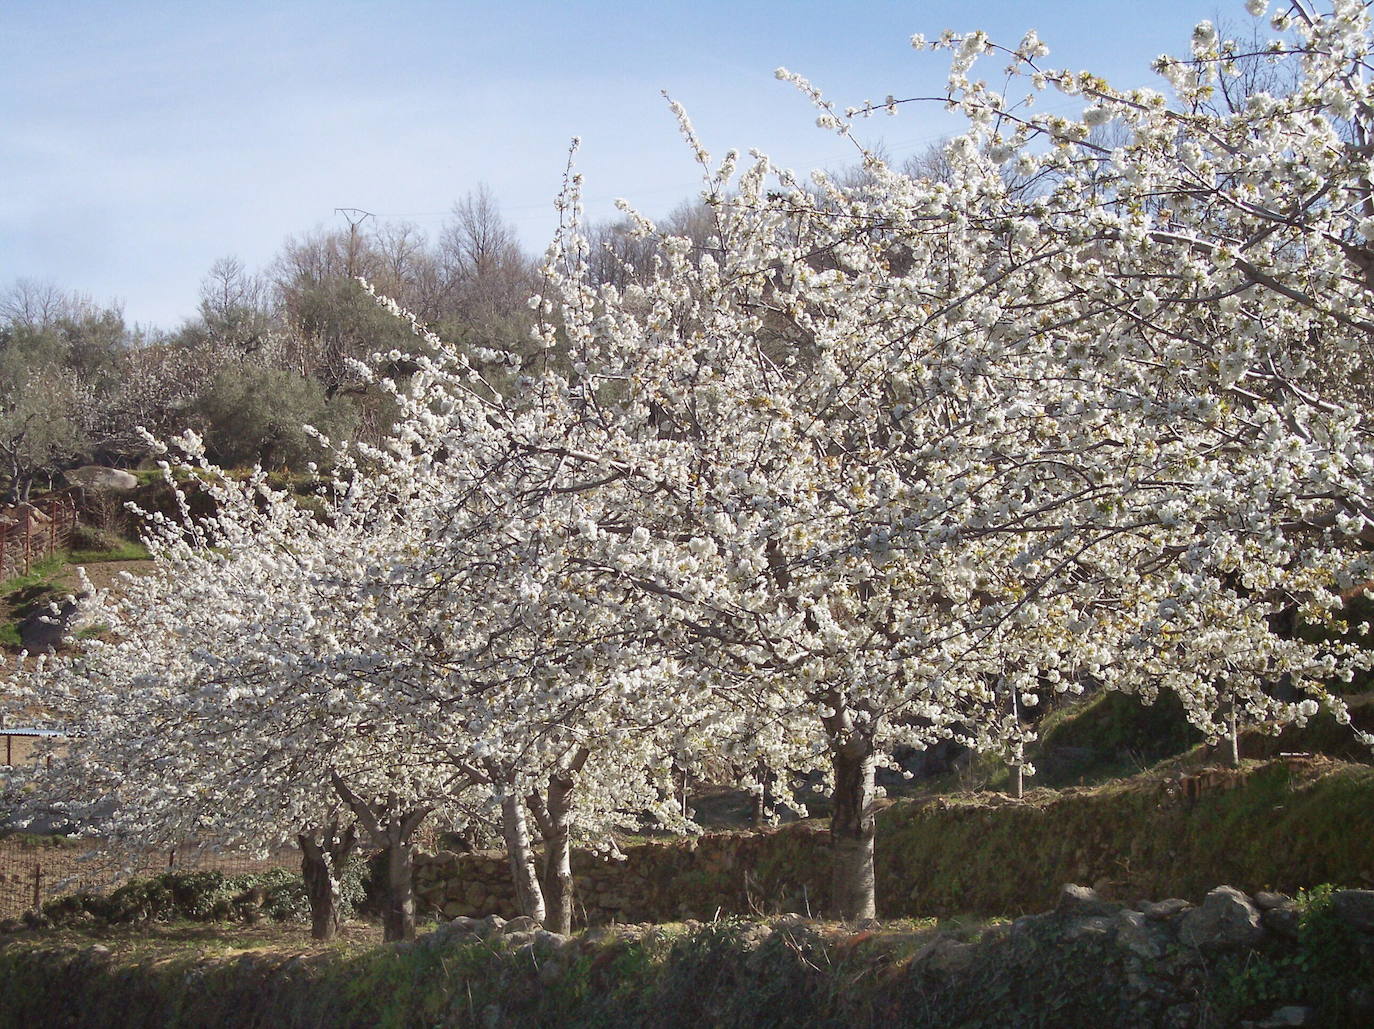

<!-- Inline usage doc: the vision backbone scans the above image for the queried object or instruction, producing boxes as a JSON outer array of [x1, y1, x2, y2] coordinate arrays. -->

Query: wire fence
[[0, 496, 77, 583], [0, 837, 301, 921]]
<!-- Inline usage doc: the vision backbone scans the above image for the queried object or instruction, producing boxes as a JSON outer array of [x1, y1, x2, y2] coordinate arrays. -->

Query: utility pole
[[335, 208, 375, 278]]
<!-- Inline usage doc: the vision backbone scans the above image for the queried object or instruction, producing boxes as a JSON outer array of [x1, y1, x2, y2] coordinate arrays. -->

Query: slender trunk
[[750, 761, 775, 830], [300, 839, 339, 941], [381, 839, 416, 942], [501, 793, 546, 924], [534, 773, 578, 935], [1228, 704, 1241, 768], [829, 734, 877, 922], [1009, 688, 1025, 801]]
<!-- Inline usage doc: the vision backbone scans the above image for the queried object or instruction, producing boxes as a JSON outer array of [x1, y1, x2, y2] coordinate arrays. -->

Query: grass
[[0, 540, 152, 653], [66, 540, 151, 564]]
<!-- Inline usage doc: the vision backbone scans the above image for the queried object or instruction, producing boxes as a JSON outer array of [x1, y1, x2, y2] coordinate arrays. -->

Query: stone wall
[[413, 823, 831, 924], [412, 758, 1374, 925]]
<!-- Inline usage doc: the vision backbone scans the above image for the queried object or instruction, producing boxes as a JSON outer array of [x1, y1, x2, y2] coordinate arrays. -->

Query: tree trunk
[[381, 838, 417, 943], [501, 793, 546, 924], [534, 775, 577, 935], [829, 734, 877, 922], [327, 772, 429, 944], [298, 823, 356, 942], [1228, 704, 1241, 768], [750, 761, 776, 830]]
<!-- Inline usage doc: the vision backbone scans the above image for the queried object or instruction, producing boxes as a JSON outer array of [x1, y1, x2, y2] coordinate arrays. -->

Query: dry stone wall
[[413, 823, 832, 924], [412, 759, 1374, 926]]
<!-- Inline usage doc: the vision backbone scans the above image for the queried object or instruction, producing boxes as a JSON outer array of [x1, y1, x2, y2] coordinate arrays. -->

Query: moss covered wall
[[413, 759, 1374, 923]]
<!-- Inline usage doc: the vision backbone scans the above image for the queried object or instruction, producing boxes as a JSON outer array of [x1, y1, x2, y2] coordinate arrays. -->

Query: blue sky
[[1, 0, 1250, 329]]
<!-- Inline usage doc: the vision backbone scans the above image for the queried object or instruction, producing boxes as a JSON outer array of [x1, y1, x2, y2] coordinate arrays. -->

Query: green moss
[[875, 760, 1374, 917]]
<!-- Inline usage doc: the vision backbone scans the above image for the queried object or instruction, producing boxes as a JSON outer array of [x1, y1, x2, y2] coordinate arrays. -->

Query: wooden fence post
[[32, 863, 43, 911], [22, 510, 31, 576], [47, 500, 57, 556]]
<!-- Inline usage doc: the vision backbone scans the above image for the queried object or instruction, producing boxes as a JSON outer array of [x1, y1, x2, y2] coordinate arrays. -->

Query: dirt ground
[[57, 558, 155, 598]]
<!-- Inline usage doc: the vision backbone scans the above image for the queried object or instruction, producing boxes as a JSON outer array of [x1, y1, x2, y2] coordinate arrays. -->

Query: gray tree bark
[[330, 771, 430, 942], [527, 747, 588, 935], [501, 792, 546, 925], [298, 819, 357, 942], [824, 704, 878, 922]]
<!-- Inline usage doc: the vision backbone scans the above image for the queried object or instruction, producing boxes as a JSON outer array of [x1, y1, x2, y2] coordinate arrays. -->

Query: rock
[[1179, 886, 1263, 950], [917, 936, 976, 975], [532, 929, 568, 952], [1261, 906, 1301, 940], [736, 924, 773, 950], [1009, 913, 1055, 940], [1057, 883, 1118, 917], [19, 599, 79, 652], [1064, 915, 1113, 941], [1162, 1003, 1197, 1028], [1332, 889, 1374, 931], [1348, 984, 1374, 1017], [1140, 898, 1192, 920], [1253, 1005, 1316, 1026], [64, 466, 138, 491], [538, 957, 565, 986], [1115, 909, 1165, 960], [1253, 891, 1293, 911], [476, 914, 506, 938], [503, 915, 541, 933]]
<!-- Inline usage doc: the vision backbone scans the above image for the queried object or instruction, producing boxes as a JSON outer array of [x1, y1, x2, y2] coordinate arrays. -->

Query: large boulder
[[64, 466, 138, 492], [1332, 890, 1374, 932]]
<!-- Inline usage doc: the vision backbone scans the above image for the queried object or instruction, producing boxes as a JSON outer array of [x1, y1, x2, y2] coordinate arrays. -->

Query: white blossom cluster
[[6, 0, 1374, 924]]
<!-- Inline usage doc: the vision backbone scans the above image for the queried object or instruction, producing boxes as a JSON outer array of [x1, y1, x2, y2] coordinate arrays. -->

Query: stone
[[1261, 906, 1301, 940], [1162, 1003, 1197, 1028], [534, 929, 569, 949], [917, 936, 976, 976], [1140, 898, 1192, 920], [1115, 909, 1165, 960], [477, 914, 506, 938], [1009, 912, 1055, 940], [19, 598, 79, 653], [1057, 883, 1118, 917], [1253, 1005, 1316, 1026], [503, 916, 541, 933], [1253, 891, 1293, 911], [1064, 915, 1113, 941], [1332, 889, 1374, 931], [1179, 886, 1263, 950], [65, 465, 137, 491]]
